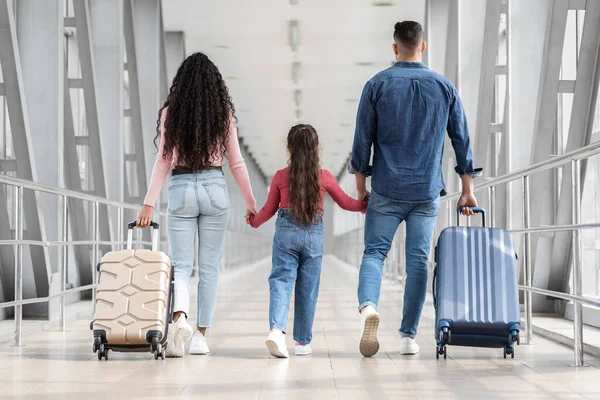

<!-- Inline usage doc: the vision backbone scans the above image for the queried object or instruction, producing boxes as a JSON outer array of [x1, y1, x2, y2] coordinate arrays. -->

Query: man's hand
[[136, 205, 153, 228], [457, 192, 478, 216]]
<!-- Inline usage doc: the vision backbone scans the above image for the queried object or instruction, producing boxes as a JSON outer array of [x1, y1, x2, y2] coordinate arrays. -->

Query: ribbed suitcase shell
[[434, 226, 520, 347], [93, 249, 172, 346]]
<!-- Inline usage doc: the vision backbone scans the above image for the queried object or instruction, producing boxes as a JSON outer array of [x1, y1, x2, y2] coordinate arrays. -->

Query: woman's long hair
[[154, 52, 235, 169], [287, 124, 321, 226]]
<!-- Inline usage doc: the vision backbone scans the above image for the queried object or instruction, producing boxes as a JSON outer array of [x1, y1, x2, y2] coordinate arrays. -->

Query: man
[[350, 21, 481, 357]]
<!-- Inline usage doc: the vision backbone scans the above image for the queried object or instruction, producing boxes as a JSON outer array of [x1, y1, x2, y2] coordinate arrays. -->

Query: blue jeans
[[167, 170, 229, 328], [358, 191, 440, 338], [269, 209, 323, 345]]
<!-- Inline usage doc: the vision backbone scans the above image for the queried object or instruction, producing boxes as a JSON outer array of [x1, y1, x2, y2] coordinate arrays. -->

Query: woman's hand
[[137, 205, 154, 228]]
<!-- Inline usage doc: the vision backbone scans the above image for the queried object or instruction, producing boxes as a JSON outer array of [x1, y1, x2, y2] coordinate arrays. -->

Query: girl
[[248, 124, 367, 358], [137, 52, 257, 357]]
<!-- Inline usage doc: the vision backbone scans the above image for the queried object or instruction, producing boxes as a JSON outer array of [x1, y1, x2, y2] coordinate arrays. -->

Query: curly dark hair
[[154, 52, 235, 169], [287, 124, 321, 226]]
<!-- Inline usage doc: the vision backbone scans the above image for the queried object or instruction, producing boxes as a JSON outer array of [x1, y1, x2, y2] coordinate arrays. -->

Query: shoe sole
[[360, 314, 380, 357], [189, 349, 210, 355], [265, 339, 289, 358], [399, 348, 420, 355], [295, 351, 312, 356]]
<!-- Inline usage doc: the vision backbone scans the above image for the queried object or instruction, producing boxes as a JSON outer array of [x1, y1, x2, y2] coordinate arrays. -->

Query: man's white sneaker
[[295, 343, 312, 356], [165, 316, 194, 358], [265, 331, 289, 358], [399, 337, 420, 355], [359, 305, 380, 357], [189, 331, 210, 355]]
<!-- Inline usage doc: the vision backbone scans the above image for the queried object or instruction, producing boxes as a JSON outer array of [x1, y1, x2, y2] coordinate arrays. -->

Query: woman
[[137, 52, 256, 357]]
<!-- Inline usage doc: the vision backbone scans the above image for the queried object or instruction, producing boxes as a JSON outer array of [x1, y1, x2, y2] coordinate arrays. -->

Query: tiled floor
[[0, 256, 599, 399]]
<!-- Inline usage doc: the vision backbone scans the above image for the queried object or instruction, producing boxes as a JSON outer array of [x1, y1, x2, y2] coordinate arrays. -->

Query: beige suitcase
[[92, 221, 173, 360]]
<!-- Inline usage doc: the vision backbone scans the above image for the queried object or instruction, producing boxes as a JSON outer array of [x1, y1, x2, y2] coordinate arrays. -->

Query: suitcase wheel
[[150, 336, 165, 360], [96, 343, 109, 361], [436, 345, 447, 360], [503, 346, 514, 359], [509, 330, 520, 345]]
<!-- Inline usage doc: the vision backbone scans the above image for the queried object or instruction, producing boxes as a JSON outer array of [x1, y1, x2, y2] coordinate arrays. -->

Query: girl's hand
[[137, 205, 153, 228]]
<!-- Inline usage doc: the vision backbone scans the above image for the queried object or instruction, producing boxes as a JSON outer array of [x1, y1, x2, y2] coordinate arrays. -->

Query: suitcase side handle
[[432, 266, 438, 308], [126, 221, 160, 251], [456, 207, 486, 227]]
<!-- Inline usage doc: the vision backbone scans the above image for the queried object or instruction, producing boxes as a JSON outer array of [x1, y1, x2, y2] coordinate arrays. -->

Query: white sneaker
[[399, 337, 420, 355], [359, 305, 380, 357], [295, 343, 312, 356], [165, 316, 194, 358], [189, 331, 210, 355], [265, 331, 289, 358]]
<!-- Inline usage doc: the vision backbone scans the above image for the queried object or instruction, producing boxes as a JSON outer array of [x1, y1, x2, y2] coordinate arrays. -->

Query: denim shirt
[[349, 61, 482, 202]]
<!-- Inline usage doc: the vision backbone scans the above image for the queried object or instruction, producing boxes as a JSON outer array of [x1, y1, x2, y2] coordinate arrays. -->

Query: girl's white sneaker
[[295, 343, 312, 356], [265, 331, 289, 358]]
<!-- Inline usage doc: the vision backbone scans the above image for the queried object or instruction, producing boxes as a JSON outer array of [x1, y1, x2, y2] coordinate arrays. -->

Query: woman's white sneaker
[[265, 331, 289, 358], [399, 337, 420, 355], [295, 343, 312, 356], [189, 331, 210, 355], [165, 316, 194, 358], [359, 305, 380, 357]]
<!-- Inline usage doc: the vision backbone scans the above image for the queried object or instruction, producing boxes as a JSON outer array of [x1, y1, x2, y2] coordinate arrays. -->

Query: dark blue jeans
[[269, 209, 323, 345], [358, 191, 440, 338]]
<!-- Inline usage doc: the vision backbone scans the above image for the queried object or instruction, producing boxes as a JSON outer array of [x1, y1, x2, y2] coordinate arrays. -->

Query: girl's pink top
[[143, 108, 256, 209], [249, 167, 367, 228]]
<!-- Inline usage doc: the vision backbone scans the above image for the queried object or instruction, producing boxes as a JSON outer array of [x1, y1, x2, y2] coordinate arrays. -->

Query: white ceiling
[[163, 0, 425, 178]]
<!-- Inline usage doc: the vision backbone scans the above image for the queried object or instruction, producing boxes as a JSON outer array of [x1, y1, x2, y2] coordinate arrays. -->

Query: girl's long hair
[[154, 52, 235, 169], [287, 124, 321, 225]]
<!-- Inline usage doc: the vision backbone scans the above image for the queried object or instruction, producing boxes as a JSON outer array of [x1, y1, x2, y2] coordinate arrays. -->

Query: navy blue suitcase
[[433, 207, 520, 359]]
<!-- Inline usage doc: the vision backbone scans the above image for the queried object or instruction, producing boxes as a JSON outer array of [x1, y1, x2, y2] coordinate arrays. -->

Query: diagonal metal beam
[[63, 64, 93, 285], [123, 0, 147, 203], [474, 0, 503, 174], [0, 0, 50, 298], [548, 2, 600, 293], [528, 0, 569, 287], [72, 0, 111, 255]]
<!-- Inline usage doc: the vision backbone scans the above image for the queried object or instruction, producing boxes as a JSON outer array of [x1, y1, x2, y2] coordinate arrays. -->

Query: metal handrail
[[0, 284, 96, 309], [442, 139, 600, 201], [518, 285, 600, 309], [0, 174, 159, 212]]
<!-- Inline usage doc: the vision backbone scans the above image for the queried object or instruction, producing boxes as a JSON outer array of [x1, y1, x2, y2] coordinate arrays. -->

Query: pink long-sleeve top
[[249, 167, 367, 228], [143, 108, 256, 209]]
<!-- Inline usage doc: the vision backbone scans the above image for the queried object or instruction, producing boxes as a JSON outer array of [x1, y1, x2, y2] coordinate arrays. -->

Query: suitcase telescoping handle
[[126, 221, 160, 251], [456, 207, 486, 227]]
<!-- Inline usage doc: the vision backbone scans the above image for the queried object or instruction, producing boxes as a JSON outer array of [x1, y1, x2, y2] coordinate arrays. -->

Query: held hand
[[244, 208, 257, 225], [358, 189, 370, 203], [457, 192, 478, 216], [136, 205, 153, 228], [357, 190, 370, 215]]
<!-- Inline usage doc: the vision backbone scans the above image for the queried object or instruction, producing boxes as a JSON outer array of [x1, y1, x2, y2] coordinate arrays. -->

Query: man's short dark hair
[[394, 21, 423, 50]]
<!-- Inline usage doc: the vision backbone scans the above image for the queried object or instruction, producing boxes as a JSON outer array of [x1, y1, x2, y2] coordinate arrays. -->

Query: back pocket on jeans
[[275, 228, 298, 250], [168, 183, 188, 214], [202, 182, 229, 211]]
